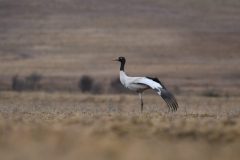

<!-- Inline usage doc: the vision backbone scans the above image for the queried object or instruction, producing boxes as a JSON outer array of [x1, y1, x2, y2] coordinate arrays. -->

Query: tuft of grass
[[202, 88, 221, 97]]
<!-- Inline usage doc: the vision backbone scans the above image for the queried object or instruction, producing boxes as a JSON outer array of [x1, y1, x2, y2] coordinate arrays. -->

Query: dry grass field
[[0, 0, 240, 160], [0, 92, 240, 160]]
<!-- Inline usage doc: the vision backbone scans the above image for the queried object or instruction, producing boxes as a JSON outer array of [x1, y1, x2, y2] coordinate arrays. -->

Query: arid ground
[[0, 92, 240, 160], [0, 0, 240, 160]]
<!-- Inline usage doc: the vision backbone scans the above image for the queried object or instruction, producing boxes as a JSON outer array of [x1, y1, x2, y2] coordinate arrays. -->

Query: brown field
[[0, 92, 240, 160], [1, 0, 240, 160]]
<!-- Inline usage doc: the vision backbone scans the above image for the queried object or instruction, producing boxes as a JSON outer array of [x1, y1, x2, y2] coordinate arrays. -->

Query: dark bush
[[79, 75, 94, 92], [202, 88, 221, 97], [25, 73, 42, 90], [12, 75, 25, 91], [11, 73, 42, 91]]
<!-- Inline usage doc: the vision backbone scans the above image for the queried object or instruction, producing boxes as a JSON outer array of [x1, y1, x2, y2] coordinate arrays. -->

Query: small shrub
[[12, 75, 25, 91], [11, 73, 42, 91], [79, 75, 94, 93], [25, 73, 42, 90], [202, 88, 221, 97]]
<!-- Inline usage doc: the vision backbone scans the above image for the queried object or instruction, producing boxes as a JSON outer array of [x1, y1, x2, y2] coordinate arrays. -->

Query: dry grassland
[[1, 0, 240, 160], [0, 92, 240, 160]]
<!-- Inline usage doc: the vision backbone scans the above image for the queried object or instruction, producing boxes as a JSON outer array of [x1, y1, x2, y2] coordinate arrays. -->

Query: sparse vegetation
[[11, 73, 42, 91], [12, 75, 25, 91], [78, 75, 94, 93], [0, 92, 240, 160], [202, 88, 221, 97], [0, 0, 240, 159], [25, 73, 42, 90]]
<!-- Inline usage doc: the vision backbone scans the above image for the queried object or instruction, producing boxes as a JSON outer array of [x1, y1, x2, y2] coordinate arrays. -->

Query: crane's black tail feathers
[[160, 89, 178, 112], [146, 76, 179, 112], [147, 76, 178, 112]]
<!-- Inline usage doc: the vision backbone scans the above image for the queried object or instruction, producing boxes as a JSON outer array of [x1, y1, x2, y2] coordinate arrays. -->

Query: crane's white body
[[120, 71, 162, 95]]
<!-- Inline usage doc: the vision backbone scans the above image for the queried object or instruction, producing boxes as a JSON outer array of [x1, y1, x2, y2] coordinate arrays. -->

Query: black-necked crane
[[113, 57, 178, 112]]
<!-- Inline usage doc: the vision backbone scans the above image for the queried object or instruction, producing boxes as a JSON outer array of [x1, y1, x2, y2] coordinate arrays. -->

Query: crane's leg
[[138, 92, 144, 112]]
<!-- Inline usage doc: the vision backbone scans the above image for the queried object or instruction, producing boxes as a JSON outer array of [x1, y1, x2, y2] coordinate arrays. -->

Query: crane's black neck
[[120, 61, 125, 71]]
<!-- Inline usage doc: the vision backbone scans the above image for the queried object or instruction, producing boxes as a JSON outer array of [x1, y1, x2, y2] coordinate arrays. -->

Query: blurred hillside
[[0, 0, 240, 95]]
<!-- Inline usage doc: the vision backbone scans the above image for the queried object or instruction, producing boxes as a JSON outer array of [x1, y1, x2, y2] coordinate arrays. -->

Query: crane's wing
[[134, 77, 178, 111]]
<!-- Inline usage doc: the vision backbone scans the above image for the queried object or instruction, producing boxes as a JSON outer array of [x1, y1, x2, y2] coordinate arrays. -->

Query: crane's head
[[113, 57, 126, 63], [113, 57, 126, 71]]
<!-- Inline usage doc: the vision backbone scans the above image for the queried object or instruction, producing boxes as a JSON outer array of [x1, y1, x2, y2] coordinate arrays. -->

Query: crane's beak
[[112, 59, 118, 61]]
